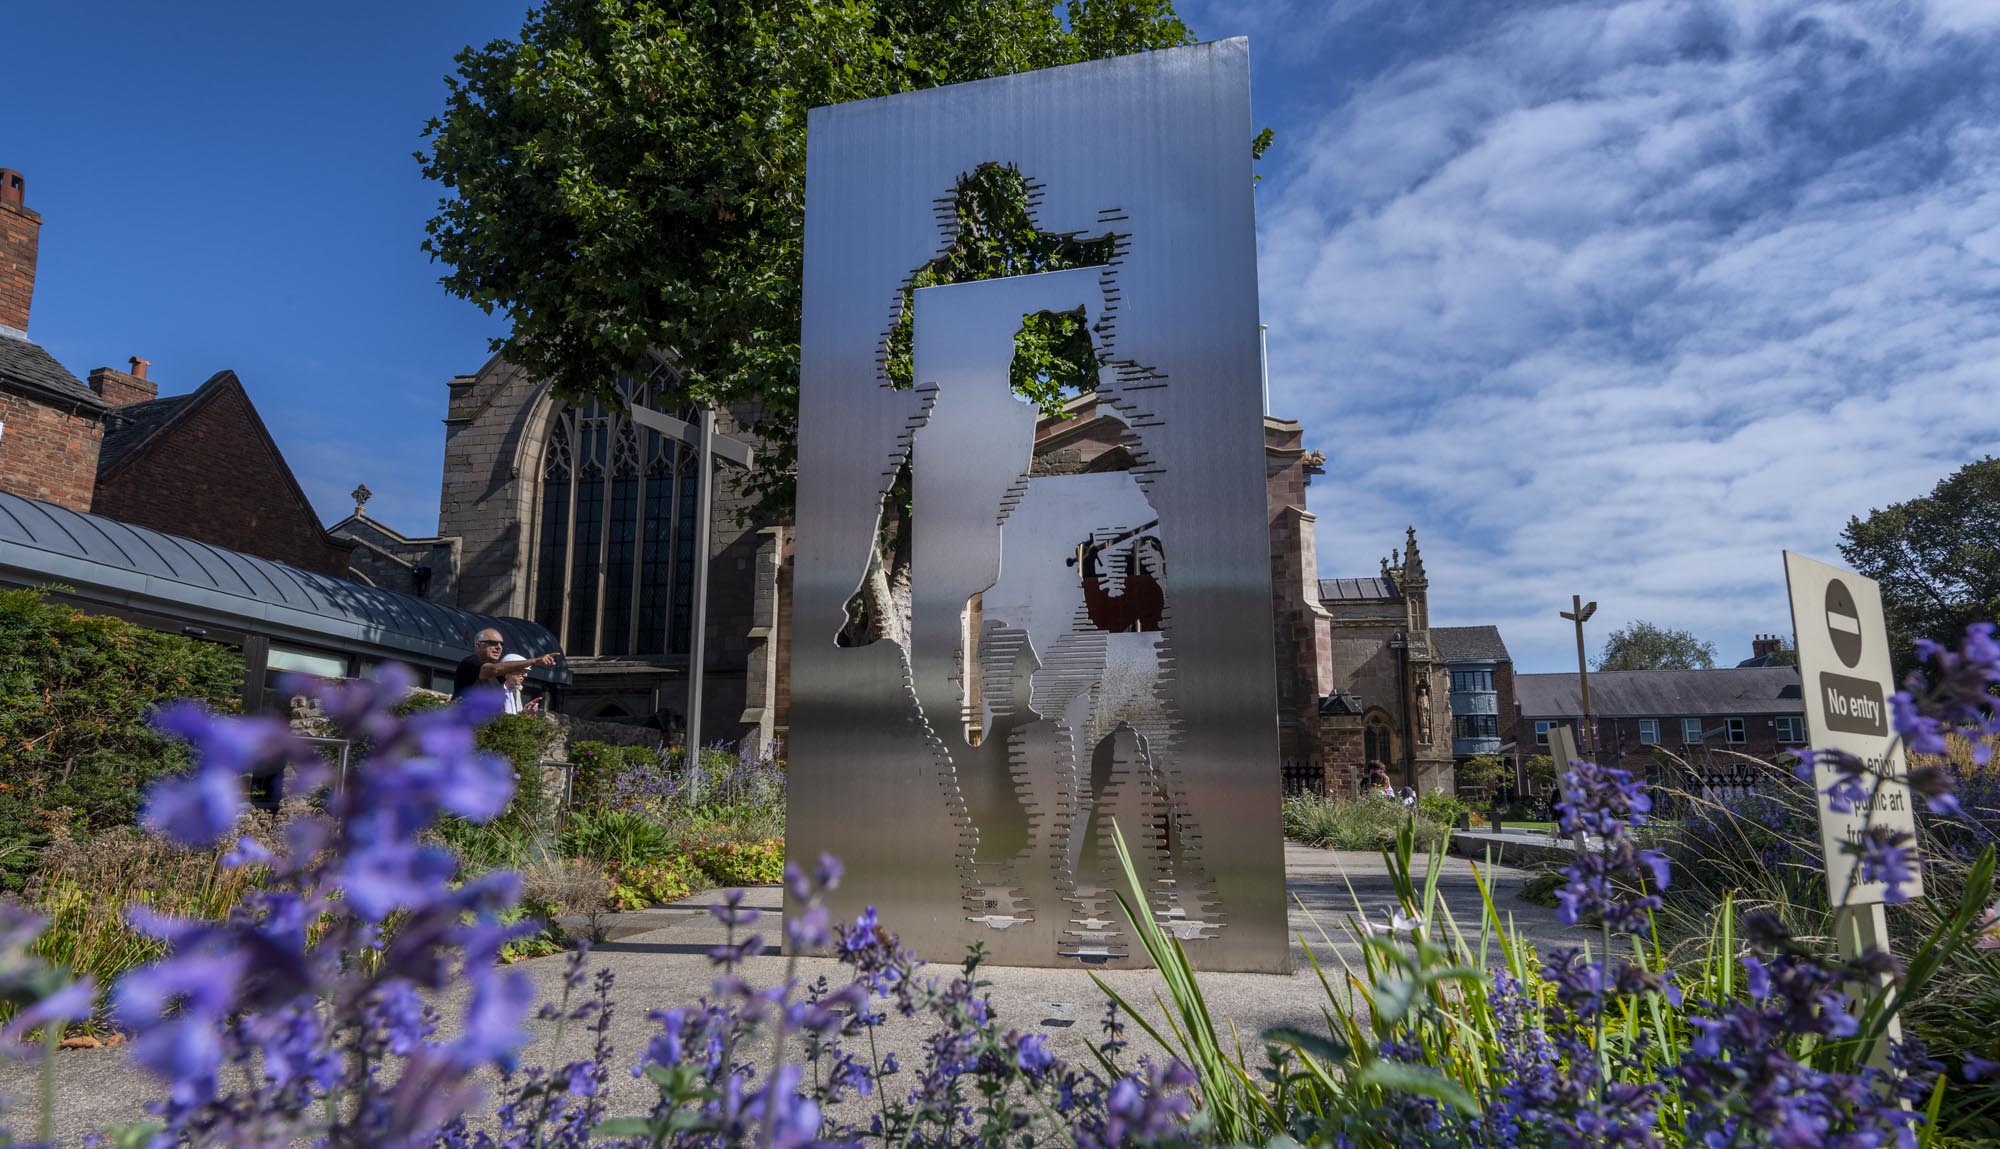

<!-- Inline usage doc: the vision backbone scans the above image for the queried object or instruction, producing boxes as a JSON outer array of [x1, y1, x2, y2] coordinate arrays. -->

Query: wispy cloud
[[1255, 0, 2000, 671]]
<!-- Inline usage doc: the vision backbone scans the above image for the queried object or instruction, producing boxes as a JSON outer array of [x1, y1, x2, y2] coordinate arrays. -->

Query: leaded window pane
[[531, 363, 704, 664]]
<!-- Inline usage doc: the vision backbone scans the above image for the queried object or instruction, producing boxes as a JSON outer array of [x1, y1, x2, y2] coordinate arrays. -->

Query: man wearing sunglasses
[[451, 627, 559, 701]]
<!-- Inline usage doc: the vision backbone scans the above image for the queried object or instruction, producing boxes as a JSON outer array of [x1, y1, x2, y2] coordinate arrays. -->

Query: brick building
[[0, 168, 107, 512], [0, 167, 352, 576], [1513, 665, 1806, 775], [92, 369, 354, 576]]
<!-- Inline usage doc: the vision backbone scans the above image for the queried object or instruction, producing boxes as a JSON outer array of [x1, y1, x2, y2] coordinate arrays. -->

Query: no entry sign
[[1783, 551, 1922, 906]]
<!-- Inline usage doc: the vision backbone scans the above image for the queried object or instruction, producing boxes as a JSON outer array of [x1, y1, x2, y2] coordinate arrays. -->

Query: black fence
[[1646, 759, 1795, 820], [1281, 760, 1327, 798]]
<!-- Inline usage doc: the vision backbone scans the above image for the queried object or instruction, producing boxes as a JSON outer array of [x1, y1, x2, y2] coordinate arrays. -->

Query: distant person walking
[[452, 627, 557, 701]]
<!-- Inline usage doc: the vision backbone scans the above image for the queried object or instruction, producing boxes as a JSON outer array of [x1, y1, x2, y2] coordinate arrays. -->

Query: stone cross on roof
[[350, 483, 373, 517]]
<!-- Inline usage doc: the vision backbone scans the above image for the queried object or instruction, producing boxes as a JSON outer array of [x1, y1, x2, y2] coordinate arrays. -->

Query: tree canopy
[[418, 0, 1197, 516], [1839, 455, 2000, 678], [1594, 620, 1718, 672]]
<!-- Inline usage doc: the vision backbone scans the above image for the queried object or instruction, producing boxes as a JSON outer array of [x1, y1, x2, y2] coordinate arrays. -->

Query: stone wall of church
[[1265, 418, 1330, 765], [435, 354, 771, 744], [438, 357, 541, 618]]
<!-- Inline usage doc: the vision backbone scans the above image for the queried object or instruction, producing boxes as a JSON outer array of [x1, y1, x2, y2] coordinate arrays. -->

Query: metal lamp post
[[628, 402, 755, 799]]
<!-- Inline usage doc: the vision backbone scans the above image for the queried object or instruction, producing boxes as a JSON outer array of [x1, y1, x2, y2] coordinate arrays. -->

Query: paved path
[[5, 843, 1578, 1142]]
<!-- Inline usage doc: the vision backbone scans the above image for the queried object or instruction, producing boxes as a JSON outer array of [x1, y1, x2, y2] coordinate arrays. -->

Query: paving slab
[[3, 842, 1582, 1143]]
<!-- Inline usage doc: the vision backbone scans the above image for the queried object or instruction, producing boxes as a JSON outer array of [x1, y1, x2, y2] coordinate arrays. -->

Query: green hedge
[[0, 588, 243, 889]]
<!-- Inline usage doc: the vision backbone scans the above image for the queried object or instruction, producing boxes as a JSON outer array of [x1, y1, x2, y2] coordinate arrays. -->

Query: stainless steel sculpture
[[791, 39, 1286, 971]]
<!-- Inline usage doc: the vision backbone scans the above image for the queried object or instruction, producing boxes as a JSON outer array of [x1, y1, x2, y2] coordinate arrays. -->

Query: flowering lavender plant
[[109, 665, 540, 1147], [595, 856, 1201, 1149]]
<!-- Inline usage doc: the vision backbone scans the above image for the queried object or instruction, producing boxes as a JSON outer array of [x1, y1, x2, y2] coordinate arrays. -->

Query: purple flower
[[1856, 825, 1920, 903], [1015, 1031, 1055, 1077], [0, 977, 96, 1046], [450, 967, 536, 1072], [140, 764, 245, 847]]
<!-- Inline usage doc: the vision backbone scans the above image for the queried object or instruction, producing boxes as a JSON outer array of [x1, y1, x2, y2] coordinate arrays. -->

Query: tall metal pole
[[683, 407, 716, 800]]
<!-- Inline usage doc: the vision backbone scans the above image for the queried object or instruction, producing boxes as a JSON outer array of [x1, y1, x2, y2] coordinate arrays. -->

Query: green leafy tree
[[1521, 754, 1557, 793], [1455, 753, 1510, 796], [1840, 455, 2000, 679], [419, 0, 1198, 516], [1594, 620, 1717, 671]]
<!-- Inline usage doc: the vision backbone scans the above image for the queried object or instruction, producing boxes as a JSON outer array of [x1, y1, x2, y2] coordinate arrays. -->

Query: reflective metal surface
[[791, 40, 1286, 971]]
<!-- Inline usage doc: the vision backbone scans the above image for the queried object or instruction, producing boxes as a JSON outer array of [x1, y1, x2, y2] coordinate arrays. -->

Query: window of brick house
[[1639, 718, 1659, 745], [1775, 716, 1806, 743], [1681, 717, 1704, 743], [531, 362, 702, 658], [1726, 717, 1747, 744], [1535, 720, 1552, 746]]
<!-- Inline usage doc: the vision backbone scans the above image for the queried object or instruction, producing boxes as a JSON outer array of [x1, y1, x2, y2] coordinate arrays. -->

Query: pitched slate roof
[[1319, 576, 1401, 602], [97, 392, 196, 474], [0, 328, 103, 409], [1434, 625, 1510, 662], [1515, 667, 1803, 718]]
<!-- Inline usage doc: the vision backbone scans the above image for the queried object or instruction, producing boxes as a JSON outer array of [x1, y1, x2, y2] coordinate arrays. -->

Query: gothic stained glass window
[[531, 362, 702, 659]]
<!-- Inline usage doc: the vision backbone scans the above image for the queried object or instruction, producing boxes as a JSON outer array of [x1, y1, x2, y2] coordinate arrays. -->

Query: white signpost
[[1782, 550, 1919, 1055], [1547, 724, 1587, 852]]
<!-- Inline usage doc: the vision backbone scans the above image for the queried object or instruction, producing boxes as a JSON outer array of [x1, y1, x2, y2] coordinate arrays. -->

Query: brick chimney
[[88, 357, 158, 407], [0, 168, 39, 333], [1751, 634, 1783, 659]]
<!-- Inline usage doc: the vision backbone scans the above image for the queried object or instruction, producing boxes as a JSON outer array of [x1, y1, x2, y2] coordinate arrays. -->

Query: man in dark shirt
[[452, 627, 558, 700]]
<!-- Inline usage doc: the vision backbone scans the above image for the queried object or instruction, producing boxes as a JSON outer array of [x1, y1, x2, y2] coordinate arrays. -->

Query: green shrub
[[607, 857, 701, 910], [476, 714, 564, 835], [560, 808, 680, 867], [394, 691, 451, 716], [1416, 792, 1468, 827], [1282, 792, 1449, 852], [691, 839, 785, 887], [0, 588, 242, 890]]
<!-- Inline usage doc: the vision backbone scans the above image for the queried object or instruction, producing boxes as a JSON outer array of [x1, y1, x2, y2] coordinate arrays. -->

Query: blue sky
[[10, 1, 2000, 672]]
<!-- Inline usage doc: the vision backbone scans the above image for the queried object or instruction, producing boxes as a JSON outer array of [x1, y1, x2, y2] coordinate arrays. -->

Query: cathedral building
[[376, 359, 1479, 798], [1266, 418, 1457, 796]]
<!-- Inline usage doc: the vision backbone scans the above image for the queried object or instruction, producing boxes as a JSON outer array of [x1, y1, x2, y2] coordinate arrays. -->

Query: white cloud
[[1257, 0, 2000, 670]]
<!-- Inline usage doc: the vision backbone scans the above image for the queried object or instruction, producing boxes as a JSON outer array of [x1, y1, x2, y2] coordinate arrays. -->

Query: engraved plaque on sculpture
[[790, 39, 1287, 971]]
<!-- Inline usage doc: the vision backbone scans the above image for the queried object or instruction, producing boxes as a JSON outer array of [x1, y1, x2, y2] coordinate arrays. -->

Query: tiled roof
[[97, 392, 197, 475], [0, 328, 102, 409], [1515, 667, 1803, 718], [1319, 576, 1400, 602], [1434, 625, 1510, 662]]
